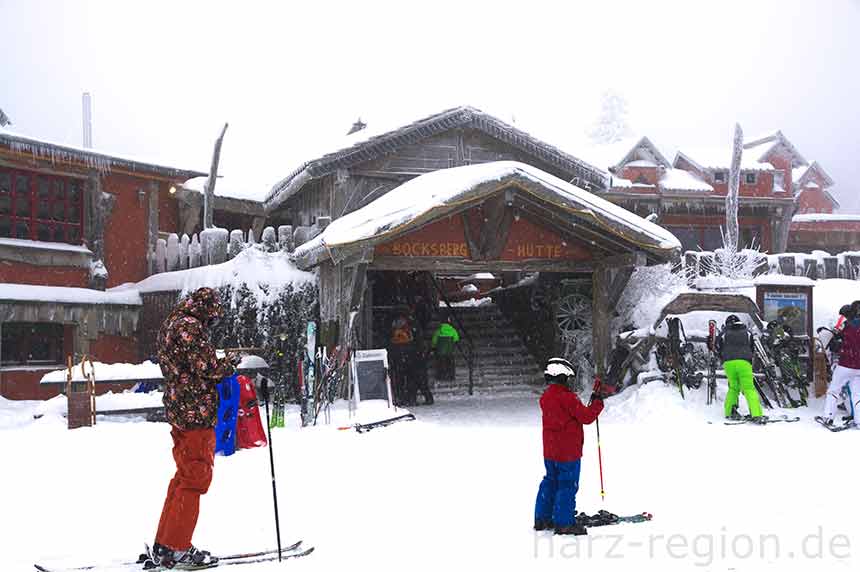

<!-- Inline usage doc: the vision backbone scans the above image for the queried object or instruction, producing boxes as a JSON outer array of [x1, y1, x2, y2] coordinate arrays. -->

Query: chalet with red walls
[[0, 127, 206, 399], [594, 131, 854, 255]]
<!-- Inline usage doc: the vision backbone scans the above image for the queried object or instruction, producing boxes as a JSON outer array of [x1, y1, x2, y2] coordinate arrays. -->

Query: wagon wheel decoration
[[556, 292, 594, 367]]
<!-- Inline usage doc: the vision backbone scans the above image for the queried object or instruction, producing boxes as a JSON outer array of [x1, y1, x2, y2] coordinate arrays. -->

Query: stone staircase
[[423, 302, 542, 393]]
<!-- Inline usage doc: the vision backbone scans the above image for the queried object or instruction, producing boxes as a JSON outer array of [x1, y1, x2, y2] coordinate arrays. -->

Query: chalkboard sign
[[352, 349, 392, 406]]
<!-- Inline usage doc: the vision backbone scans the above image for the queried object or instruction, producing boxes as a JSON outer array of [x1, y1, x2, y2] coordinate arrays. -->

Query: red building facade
[[0, 129, 204, 399], [595, 132, 855, 255]]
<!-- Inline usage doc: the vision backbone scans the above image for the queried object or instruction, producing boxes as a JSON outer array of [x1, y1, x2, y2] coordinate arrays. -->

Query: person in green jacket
[[716, 314, 764, 423], [431, 316, 460, 381]]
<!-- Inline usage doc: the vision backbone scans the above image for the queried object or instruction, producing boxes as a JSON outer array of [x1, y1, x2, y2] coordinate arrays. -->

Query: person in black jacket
[[716, 315, 764, 423]]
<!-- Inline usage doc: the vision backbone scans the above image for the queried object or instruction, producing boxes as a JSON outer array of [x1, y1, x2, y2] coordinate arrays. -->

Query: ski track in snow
[[2, 385, 858, 572]]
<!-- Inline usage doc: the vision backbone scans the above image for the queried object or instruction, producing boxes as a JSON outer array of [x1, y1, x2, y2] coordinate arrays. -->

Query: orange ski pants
[[155, 427, 216, 550]]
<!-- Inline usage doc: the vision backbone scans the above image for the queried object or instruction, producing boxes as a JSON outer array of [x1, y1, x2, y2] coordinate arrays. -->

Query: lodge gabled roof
[[0, 127, 206, 180], [612, 136, 672, 171], [743, 130, 807, 168], [264, 106, 609, 212], [293, 161, 679, 270]]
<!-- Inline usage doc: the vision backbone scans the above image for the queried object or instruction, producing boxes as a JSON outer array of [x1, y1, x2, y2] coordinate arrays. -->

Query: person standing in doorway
[[389, 307, 417, 405], [431, 316, 460, 381], [152, 287, 238, 569], [716, 314, 764, 423]]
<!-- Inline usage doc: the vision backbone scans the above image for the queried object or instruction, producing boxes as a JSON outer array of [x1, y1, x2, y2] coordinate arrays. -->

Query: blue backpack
[[215, 374, 241, 456]]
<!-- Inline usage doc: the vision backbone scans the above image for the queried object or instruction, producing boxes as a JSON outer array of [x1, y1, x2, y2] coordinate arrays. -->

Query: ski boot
[[149, 544, 218, 570], [174, 546, 218, 570], [750, 416, 768, 425], [534, 519, 554, 531], [555, 523, 588, 536], [815, 415, 835, 427], [726, 406, 743, 421]]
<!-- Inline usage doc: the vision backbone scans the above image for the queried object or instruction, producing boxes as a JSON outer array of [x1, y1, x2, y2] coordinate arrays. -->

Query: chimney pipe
[[82, 92, 93, 148]]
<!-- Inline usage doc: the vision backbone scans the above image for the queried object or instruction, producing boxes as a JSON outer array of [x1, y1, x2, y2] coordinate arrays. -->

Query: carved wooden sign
[[374, 203, 592, 262]]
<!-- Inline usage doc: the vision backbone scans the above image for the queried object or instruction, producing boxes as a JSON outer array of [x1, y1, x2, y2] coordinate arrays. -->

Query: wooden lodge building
[[261, 107, 680, 389], [1, 104, 856, 399]]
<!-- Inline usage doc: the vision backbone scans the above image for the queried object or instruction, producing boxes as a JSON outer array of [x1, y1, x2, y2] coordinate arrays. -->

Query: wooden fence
[[147, 220, 327, 275], [681, 249, 860, 280]]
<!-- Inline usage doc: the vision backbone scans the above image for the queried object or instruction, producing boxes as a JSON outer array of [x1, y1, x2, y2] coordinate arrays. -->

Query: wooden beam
[[204, 123, 229, 229], [596, 251, 648, 270], [592, 267, 611, 378], [369, 255, 595, 274], [513, 195, 633, 256], [606, 266, 634, 308]]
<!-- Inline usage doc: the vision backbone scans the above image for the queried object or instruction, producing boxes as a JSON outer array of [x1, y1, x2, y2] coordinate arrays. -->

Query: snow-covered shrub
[[211, 280, 317, 401], [614, 263, 689, 334]]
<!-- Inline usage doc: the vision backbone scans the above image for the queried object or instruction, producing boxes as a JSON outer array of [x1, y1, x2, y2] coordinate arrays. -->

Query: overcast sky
[[2, 0, 859, 210]]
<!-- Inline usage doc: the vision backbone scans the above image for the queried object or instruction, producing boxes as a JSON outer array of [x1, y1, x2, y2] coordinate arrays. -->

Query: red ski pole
[[591, 376, 606, 501], [595, 417, 606, 502]]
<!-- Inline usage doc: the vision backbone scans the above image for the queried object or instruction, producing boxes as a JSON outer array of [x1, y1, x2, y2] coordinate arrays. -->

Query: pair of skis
[[815, 416, 857, 433], [338, 413, 416, 434], [34, 541, 313, 572], [575, 510, 653, 527], [723, 414, 800, 426]]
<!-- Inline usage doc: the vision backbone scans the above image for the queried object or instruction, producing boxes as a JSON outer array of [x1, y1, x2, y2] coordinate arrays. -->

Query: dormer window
[[0, 168, 85, 245], [744, 172, 757, 185], [713, 171, 727, 184]]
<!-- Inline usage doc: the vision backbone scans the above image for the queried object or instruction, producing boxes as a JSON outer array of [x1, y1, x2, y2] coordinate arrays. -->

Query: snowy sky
[[2, 0, 859, 210]]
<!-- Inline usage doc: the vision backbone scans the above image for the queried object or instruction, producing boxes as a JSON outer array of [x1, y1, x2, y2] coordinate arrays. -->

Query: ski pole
[[260, 375, 283, 562], [595, 416, 606, 502], [590, 376, 606, 501]]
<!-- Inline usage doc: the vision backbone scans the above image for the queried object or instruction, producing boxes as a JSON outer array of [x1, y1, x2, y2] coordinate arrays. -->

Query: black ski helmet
[[544, 357, 575, 385], [725, 314, 741, 327]]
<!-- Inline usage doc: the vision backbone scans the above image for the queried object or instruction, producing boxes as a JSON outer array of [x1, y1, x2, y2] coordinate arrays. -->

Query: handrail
[[428, 274, 476, 395]]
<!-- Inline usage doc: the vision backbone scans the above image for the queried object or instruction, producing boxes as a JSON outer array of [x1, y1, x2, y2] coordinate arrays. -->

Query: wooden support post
[[592, 267, 611, 379], [204, 123, 229, 229]]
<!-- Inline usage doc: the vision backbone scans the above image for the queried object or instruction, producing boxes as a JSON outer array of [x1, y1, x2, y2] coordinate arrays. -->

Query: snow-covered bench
[[39, 355, 270, 423]]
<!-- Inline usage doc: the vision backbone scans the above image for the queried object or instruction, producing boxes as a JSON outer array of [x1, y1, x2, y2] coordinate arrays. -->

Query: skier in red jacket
[[534, 358, 607, 535]]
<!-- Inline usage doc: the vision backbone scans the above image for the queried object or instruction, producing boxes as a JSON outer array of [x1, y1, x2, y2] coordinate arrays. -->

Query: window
[[713, 171, 727, 184], [744, 172, 757, 185], [0, 168, 84, 245], [1, 322, 65, 367]]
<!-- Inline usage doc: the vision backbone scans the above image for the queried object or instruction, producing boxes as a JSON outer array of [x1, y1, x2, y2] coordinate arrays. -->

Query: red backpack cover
[[236, 375, 268, 449]]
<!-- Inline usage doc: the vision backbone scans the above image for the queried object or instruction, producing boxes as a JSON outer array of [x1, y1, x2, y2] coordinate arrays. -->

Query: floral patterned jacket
[[157, 287, 235, 430]]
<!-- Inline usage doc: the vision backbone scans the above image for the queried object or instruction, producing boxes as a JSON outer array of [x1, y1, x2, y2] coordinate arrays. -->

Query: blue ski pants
[[534, 458, 581, 527]]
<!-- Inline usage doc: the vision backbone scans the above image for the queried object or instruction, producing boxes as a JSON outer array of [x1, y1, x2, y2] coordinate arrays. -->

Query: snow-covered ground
[[2, 382, 858, 572]]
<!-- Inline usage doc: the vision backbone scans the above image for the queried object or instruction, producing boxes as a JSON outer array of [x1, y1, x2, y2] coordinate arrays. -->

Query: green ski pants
[[724, 359, 763, 418]]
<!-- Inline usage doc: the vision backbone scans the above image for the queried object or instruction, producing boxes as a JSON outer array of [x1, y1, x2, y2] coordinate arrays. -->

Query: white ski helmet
[[544, 357, 575, 383]]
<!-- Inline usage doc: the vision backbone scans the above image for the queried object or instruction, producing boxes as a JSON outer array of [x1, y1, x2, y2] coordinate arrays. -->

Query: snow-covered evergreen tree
[[587, 89, 633, 144]]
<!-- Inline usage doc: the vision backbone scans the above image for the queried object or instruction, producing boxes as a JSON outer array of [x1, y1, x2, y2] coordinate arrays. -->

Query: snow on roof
[[659, 168, 713, 192], [0, 126, 206, 179], [265, 106, 609, 210], [0, 237, 92, 254], [752, 274, 816, 287], [626, 159, 657, 167], [0, 283, 141, 306], [792, 213, 860, 223], [575, 136, 644, 171], [792, 161, 834, 189], [295, 161, 681, 260], [110, 247, 315, 300], [181, 175, 266, 203], [675, 145, 775, 171], [793, 165, 810, 183]]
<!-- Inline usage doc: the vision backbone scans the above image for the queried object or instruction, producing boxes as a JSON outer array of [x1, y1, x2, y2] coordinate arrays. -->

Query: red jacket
[[839, 321, 860, 370], [540, 383, 604, 462]]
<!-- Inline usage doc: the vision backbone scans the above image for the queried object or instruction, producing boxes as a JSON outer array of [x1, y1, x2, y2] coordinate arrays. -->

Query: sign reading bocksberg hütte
[[374, 212, 591, 261]]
